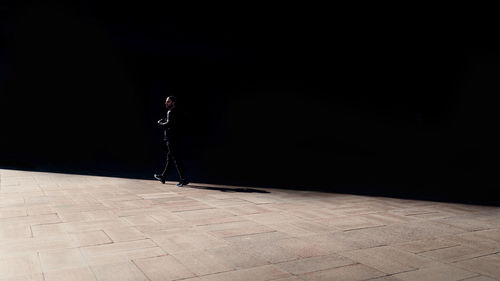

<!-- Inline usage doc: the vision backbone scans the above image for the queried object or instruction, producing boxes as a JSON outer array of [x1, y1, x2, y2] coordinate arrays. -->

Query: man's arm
[[158, 111, 173, 126], [158, 118, 167, 126]]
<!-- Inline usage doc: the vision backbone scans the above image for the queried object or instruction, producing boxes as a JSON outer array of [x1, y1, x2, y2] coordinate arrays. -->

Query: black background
[[2, 2, 500, 204]]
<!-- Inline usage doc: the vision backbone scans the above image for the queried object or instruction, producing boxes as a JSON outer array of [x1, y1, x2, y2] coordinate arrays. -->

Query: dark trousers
[[161, 140, 187, 182]]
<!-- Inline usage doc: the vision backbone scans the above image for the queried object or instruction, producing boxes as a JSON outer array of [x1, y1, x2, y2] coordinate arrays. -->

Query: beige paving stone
[[360, 212, 420, 225], [272, 205, 332, 220], [267, 222, 319, 237], [0, 196, 24, 208], [3, 185, 42, 193], [0, 273, 45, 281], [23, 196, 50, 206], [169, 250, 235, 276], [242, 212, 300, 225], [133, 255, 195, 280], [95, 194, 141, 202], [103, 200, 155, 210], [102, 226, 145, 242], [408, 211, 461, 220], [341, 246, 437, 274], [151, 231, 229, 253], [198, 264, 291, 281], [406, 220, 467, 237], [393, 264, 477, 281], [273, 237, 333, 258], [327, 230, 386, 250], [287, 207, 352, 222], [2, 169, 500, 280], [81, 239, 157, 258], [366, 276, 405, 281], [205, 245, 269, 269], [0, 214, 61, 226], [269, 277, 305, 281], [146, 226, 197, 237], [39, 248, 87, 272], [223, 204, 274, 215], [137, 192, 177, 199], [0, 254, 42, 279], [460, 276, 499, 281], [275, 254, 355, 275], [153, 200, 213, 212], [192, 216, 249, 227], [120, 214, 160, 226], [0, 208, 27, 219], [430, 203, 482, 215], [319, 216, 384, 231], [0, 236, 78, 258], [90, 191, 132, 201], [71, 230, 112, 247], [357, 223, 442, 244], [454, 254, 500, 279], [419, 245, 488, 262], [473, 228, 500, 243], [287, 220, 331, 233], [147, 195, 192, 203], [31, 223, 66, 237], [46, 196, 76, 207], [53, 204, 109, 214], [91, 261, 148, 281], [134, 222, 192, 235], [173, 208, 235, 221], [194, 220, 259, 232], [43, 267, 97, 281], [27, 206, 56, 216], [389, 207, 440, 216], [117, 185, 162, 195], [62, 220, 130, 233], [79, 210, 119, 222], [223, 230, 292, 244], [437, 216, 497, 231], [0, 224, 32, 240], [359, 200, 403, 211], [326, 206, 378, 216], [52, 212, 87, 223], [147, 211, 186, 224], [84, 246, 166, 266], [205, 198, 253, 207], [228, 240, 300, 264], [209, 224, 276, 238], [298, 263, 386, 281], [393, 238, 460, 253], [441, 232, 500, 251], [237, 195, 280, 204]]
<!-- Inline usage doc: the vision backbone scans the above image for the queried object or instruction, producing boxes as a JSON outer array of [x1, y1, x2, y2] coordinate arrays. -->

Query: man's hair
[[167, 96, 177, 103]]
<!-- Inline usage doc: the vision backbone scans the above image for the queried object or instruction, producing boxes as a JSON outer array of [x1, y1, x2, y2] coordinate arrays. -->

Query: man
[[154, 96, 189, 187]]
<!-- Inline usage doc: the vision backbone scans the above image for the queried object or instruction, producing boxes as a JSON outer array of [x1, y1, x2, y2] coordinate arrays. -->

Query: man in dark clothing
[[154, 96, 189, 187]]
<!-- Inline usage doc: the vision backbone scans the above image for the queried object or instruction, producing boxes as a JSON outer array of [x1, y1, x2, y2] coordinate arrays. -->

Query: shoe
[[154, 174, 166, 184], [176, 180, 189, 187]]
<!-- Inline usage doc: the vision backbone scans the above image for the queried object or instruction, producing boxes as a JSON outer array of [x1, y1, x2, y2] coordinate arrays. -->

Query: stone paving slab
[[1, 168, 500, 280]]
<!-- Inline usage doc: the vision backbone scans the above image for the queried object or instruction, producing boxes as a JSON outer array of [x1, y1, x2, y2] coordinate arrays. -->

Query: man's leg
[[161, 142, 171, 178], [166, 141, 188, 185], [154, 142, 170, 184]]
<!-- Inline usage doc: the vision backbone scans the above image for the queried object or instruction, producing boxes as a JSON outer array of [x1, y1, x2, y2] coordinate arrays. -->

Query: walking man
[[154, 96, 189, 187]]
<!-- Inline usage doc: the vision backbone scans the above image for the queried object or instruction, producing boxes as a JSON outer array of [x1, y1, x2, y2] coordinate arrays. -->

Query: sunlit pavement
[[1, 168, 499, 281]]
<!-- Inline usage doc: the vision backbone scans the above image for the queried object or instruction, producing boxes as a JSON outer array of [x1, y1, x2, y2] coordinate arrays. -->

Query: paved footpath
[[1, 168, 499, 281]]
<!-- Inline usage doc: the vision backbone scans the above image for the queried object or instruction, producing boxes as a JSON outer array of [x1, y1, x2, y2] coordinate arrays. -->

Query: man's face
[[165, 98, 174, 109]]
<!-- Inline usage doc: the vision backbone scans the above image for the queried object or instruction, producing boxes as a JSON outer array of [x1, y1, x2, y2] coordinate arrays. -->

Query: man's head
[[165, 96, 176, 110]]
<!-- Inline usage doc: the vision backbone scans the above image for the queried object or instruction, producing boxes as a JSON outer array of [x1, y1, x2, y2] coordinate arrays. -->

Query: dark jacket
[[158, 108, 179, 141]]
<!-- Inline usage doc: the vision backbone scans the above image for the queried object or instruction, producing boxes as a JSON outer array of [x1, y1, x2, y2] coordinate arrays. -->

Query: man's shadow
[[188, 185, 270, 193]]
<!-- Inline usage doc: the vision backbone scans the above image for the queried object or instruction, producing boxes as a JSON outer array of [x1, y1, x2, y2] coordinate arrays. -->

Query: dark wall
[[2, 2, 499, 203]]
